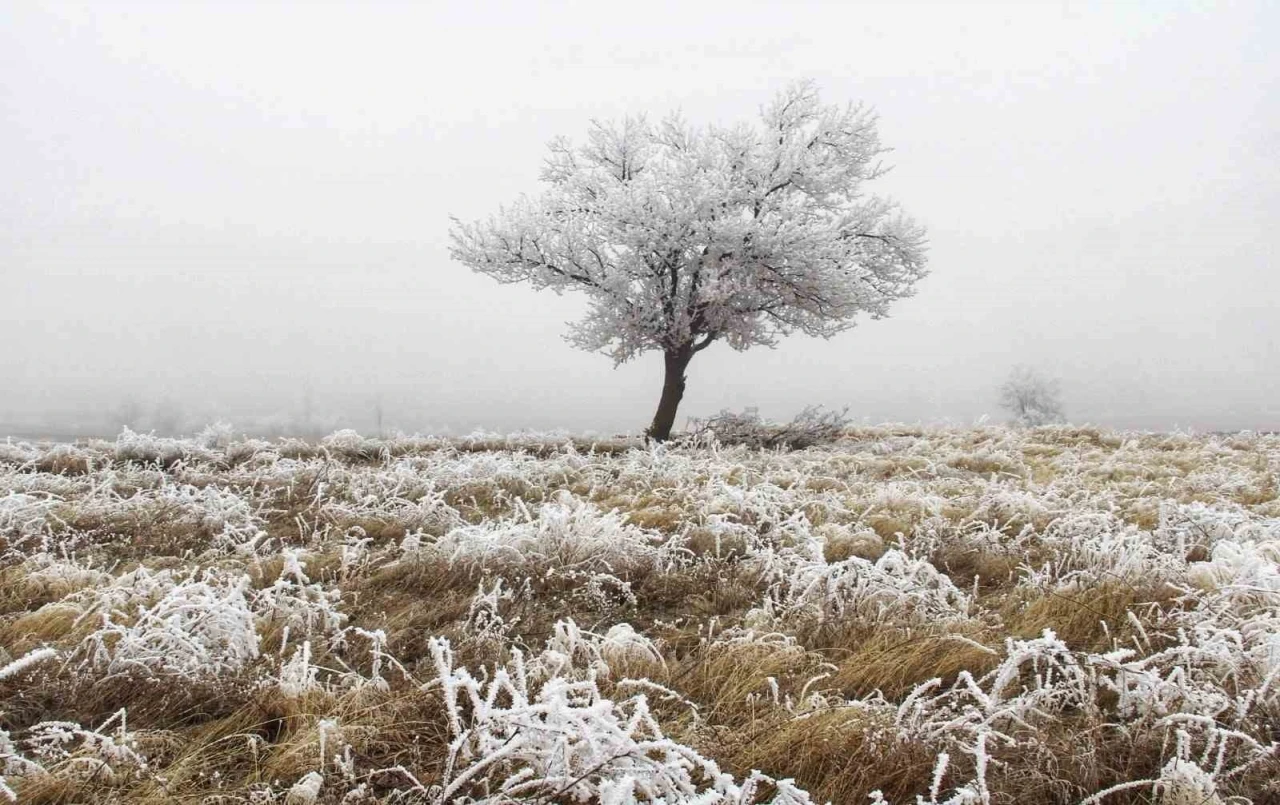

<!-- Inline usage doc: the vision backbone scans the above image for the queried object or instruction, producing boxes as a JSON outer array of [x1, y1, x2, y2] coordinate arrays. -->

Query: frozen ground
[[1, 424, 1278, 803]]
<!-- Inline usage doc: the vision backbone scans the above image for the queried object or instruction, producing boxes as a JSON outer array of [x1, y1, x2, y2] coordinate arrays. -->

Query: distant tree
[[999, 365, 1066, 426], [450, 81, 928, 440]]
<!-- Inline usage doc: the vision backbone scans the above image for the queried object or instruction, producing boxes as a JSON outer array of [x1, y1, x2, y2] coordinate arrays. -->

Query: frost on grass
[[1, 426, 1279, 802], [254, 549, 347, 646], [427, 626, 812, 804], [755, 547, 970, 627], [424, 491, 681, 575], [0, 709, 147, 797], [77, 572, 260, 677]]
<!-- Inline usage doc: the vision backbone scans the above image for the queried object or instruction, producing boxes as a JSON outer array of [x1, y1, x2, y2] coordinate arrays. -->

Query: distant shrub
[[33, 443, 92, 476], [114, 427, 205, 466], [195, 421, 236, 450], [320, 429, 385, 462], [687, 406, 850, 450]]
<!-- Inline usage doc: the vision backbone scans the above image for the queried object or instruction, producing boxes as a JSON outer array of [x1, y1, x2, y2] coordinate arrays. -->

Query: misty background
[[2, 1, 1277, 438]]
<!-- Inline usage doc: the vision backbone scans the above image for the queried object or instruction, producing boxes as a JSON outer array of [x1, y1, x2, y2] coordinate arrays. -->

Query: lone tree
[[450, 81, 928, 440], [999, 365, 1066, 427]]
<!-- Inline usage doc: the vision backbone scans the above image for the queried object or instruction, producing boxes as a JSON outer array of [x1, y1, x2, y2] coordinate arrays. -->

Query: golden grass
[[728, 708, 938, 803], [1005, 581, 1179, 650], [0, 603, 87, 655], [3, 426, 1279, 802], [829, 626, 1001, 699]]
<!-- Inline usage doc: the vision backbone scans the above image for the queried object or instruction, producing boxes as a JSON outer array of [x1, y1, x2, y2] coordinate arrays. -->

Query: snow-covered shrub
[[321, 462, 463, 536], [535, 619, 663, 680], [1186, 539, 1280, 605], [756, 548, 970, 627], [0, 441, 40, 467], [1, 727, 33, 802], [843, 621, 1280, 802], [54, 565, 180, 624], [1018, 510, 1183, 591], [277, 640, 321, 699], [463, 578, 520, 642], [33, 443, 93, 475], [17, 554, 112, 596], [426, 627, 815, 804], [285, 770, 324, 804], [1, 710, 148, 796], [425, 492, 680, 575], [115, 427, 203, 465], [64, 479, 262, 555], [196, 421, 237, 450], [689, 406, 849, 451], [1158, 501, 1280, 554], [79, 572, 260, 677], [320, 430, 385, 462]]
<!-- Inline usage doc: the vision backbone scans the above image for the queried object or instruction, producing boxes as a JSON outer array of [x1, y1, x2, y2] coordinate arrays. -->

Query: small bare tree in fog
[[450, 81, 928, 440], [999, 365, 1065, 427]]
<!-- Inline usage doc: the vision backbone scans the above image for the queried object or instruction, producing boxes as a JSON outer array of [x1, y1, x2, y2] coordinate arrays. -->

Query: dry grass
[[829, 625, 1002, 698], [729, 708, 939, 803], [1, 425, 1278, 802], [1005, 581, 1180, 650]]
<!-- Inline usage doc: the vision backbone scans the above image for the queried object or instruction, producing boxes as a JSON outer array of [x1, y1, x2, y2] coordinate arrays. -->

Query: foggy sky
[[3, 1, 1278, 436]]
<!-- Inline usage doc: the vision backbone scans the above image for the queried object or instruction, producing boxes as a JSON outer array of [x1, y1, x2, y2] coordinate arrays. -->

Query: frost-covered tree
[[450, 81, 929, 440], [999, 365, 1066, 426]]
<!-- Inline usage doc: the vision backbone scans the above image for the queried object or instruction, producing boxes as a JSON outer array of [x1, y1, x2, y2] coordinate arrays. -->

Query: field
[[2, 425, 1279, 804]]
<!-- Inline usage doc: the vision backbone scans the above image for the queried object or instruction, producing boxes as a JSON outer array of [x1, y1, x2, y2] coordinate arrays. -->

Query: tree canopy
[[450, 81, 929, 439]]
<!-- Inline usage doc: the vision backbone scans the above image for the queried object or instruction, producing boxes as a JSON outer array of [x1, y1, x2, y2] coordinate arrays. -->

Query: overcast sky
[[2, 0, 1277, 435]]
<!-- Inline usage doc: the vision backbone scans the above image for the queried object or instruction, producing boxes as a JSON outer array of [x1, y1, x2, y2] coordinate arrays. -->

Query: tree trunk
[[646, 347, 693, 442]]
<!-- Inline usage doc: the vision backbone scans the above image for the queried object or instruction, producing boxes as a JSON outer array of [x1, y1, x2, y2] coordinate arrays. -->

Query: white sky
[[2, 0, 1277, 434]]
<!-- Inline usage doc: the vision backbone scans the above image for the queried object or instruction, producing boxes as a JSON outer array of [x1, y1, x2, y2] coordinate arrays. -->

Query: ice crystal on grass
[[0, 647, 58, 681], [254, 549, 346, 648], [277, 640, 321, 698], [79, 572, 259, 677], [115, 427, 206, 466], [0, 491, 60, 544], [285, 770, 325, 803], [427, 627, 814, 804], [758, 548, 969, 627], [3, 426, 1280, 802], [427, 491, 680, 575], [22, 709, 146, 784], [1, 730, 41, 802]]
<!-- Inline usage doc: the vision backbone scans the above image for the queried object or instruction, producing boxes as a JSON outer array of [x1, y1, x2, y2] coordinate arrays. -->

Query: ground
[[1, 425, 1278, 803]]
